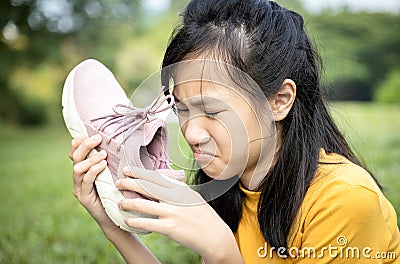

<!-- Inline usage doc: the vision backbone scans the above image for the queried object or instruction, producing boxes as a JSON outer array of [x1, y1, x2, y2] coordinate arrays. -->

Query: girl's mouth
[[193, 151, 215, 162]]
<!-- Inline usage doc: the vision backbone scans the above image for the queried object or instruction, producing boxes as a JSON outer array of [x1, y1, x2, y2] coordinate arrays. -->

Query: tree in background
[[1, 0, 399, 126], [374, 67, 400, 104], [308, 11, 400, 101], [0, 0, 141, 125]]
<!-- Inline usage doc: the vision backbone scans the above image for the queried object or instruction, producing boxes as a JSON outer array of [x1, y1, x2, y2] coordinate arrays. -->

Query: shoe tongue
[[107, 115, 166, 169], [144, 120, 165, 156], [137, 119, 168, 169]]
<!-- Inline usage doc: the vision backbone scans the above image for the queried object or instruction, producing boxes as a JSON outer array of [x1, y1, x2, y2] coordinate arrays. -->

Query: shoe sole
[[62, 60, 151, 234]]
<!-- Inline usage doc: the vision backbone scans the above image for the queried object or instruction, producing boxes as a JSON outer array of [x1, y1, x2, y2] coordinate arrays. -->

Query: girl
[[68, 0, 399, 263]]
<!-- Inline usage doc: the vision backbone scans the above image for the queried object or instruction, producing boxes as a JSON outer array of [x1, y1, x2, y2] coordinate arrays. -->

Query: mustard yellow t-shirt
[[234, 149, 400, 263]]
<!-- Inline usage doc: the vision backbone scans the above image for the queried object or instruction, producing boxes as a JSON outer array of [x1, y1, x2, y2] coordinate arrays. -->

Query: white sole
[[62, 62, 150, 234]]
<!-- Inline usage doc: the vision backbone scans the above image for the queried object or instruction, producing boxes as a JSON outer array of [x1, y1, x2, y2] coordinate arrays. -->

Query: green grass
[[0, 122, 200, 264], [0, 102, 399, 263]]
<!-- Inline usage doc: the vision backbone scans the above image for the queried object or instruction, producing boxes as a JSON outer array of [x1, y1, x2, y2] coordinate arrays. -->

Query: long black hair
[[161, 0, 381, 251]]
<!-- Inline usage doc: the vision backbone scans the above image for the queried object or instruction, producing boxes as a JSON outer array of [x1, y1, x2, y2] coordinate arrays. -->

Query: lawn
[[0, 119, 199, 263], [0, 102, 399, 263]]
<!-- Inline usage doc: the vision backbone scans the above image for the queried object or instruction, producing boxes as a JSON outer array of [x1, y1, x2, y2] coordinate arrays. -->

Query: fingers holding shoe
[[72, 151, 107, 198], [70, 134, 102, 164], [72, 149, 107, 186], [68, 134, 116, 230], [68, 136, 85, 160], [70, 134, 104, 187]]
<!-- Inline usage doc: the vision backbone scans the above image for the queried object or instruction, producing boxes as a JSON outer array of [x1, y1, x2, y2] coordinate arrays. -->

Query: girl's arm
[[104, 228, 160, 264], [69, 135, 160, 263], [69, 135, 243, 263], [117, 167, 244, 264]]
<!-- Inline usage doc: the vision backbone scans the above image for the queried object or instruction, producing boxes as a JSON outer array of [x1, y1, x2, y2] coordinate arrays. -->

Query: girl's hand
[[68, 136, 163, 264], [117, 167, 243, 263], [68, 135, 121, 234]]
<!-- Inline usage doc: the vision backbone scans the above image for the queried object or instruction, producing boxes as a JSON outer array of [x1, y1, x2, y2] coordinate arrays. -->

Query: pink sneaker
[[62, 59, 184, 233]]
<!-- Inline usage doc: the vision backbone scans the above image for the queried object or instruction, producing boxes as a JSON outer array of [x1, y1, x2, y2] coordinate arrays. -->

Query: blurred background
[[0, 0, 399, 263]]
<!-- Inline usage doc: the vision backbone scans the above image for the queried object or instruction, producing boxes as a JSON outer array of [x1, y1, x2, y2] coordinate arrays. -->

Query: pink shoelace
[[91, 88, 174, 151]]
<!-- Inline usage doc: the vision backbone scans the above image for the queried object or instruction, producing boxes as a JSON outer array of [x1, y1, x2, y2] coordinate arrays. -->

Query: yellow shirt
[[234, 149, 400, 263]]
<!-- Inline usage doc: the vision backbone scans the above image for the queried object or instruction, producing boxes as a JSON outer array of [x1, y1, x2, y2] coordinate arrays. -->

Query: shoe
[[62, 59, 184, 233]]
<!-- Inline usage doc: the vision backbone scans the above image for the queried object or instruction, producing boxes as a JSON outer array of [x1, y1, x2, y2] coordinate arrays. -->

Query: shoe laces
[[91, 88, 174, 151]]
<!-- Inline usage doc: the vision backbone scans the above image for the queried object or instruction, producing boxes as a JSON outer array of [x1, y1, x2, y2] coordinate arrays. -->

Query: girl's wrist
[[201, 226, 243, 264], [102, 224, 131, 241]]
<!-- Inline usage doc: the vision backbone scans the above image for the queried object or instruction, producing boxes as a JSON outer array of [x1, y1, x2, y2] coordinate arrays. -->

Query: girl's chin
[[201, 166, 239, 181]]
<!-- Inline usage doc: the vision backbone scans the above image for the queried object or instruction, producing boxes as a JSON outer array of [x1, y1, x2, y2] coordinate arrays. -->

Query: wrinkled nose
[[180, 115, 211, 147]]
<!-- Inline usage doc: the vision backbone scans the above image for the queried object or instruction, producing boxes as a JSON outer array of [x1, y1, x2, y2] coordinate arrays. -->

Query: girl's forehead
[[171, 59, 247, 88], [173, 60, 229, 83], [169, 59, 267, 106], [172, 80, 239, 102]]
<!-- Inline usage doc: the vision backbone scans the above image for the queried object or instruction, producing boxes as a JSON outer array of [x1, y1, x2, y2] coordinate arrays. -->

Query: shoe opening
[[140, 128, 168, 170]]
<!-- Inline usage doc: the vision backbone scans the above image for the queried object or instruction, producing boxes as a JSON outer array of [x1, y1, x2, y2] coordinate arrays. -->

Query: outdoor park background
[[0, 0, 399, 263]]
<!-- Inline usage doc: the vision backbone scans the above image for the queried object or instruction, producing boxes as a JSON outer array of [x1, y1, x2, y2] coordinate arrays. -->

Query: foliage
[[307, 12, 400, 100], [0, 0, 141, 126], [14, 92, 48, 125], [374, 68, 400, 104], [0, 0, 399, 122]]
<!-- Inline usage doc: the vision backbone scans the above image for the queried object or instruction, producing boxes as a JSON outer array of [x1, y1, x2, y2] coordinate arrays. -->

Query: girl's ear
[[269, 79, 297, 121]]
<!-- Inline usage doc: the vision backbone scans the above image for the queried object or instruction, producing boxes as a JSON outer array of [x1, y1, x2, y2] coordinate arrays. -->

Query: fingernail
[[92, 134, 101, 141], [123, 167, 129, 173], [99, 150, 107, 157]]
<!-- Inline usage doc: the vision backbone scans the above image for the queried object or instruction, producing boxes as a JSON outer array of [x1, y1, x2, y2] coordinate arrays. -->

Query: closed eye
[[172, 104, 188, 115], [204, 111, 222, 118]]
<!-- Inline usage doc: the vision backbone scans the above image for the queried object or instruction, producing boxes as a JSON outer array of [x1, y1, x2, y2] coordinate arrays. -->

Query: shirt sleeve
[[292, 185, 394, 263]]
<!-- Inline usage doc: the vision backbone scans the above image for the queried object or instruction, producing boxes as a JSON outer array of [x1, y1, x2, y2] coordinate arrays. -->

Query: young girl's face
[[172, 63, 276, 187]]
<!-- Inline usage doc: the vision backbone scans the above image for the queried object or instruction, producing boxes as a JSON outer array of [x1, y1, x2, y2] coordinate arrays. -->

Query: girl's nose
[[180, 115, 211, 146]]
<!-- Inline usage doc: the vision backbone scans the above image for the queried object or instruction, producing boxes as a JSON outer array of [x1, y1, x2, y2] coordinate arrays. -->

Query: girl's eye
[[204, 111, 221, 118], [172, 104, 188, 115]]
